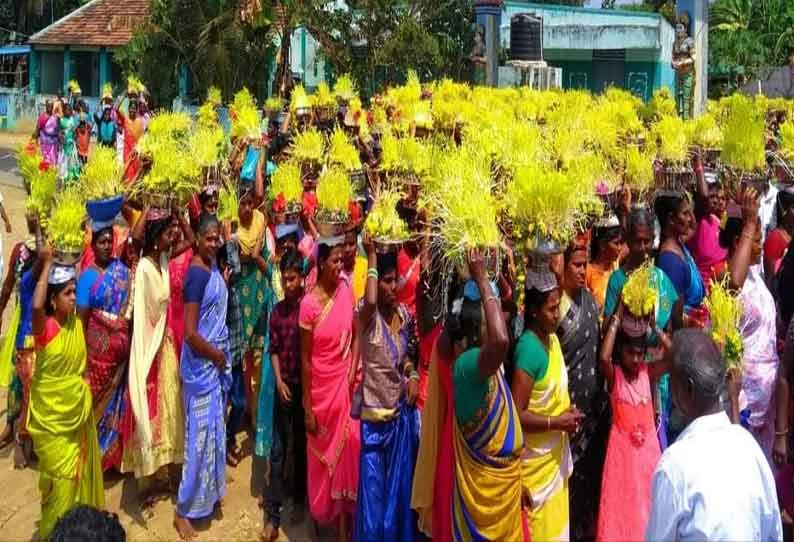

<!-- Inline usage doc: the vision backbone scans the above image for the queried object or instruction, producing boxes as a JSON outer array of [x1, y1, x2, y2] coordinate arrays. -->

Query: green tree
[[115, 0, 276, 106], [708, 0, 794, 95]]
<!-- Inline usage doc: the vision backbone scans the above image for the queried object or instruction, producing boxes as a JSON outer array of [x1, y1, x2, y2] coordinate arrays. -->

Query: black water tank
[[510, 13, 543, 62]]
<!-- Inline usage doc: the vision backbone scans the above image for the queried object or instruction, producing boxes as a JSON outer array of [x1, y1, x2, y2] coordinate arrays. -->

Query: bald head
[[670, 329, 725, 418]]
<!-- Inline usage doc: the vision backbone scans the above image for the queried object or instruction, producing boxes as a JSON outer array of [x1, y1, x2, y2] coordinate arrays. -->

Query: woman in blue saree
[[77, 225, 131, 471], [174, 214, 232, 541], [353, 242, 420, 542], [654, 193, 706, 325]]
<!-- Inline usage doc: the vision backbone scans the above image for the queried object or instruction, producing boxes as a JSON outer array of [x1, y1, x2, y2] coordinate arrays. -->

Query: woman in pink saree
[[299, 240, 360, 541]]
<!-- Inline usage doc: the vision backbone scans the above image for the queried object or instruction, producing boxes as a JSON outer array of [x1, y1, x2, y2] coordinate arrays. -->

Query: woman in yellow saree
[[512, 263, 582, 542], [28, 251, 103, 539], [447, 250, 528, 542]]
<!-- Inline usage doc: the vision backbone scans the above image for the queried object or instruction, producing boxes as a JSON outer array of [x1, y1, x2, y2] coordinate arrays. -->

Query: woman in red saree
[[299, 240, 360, 541], [76, 226, 131, 471]]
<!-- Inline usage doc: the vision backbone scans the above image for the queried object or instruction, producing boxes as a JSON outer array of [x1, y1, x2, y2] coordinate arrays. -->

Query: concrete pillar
[[29, 48, 39, 95], [62, 46, 71, 95], [474, 0, 503, 87], [677, 0, 708, 117], [99, 48, 110, 91]]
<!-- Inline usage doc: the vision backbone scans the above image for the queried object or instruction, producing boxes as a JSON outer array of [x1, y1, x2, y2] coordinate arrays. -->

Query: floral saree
[[82, 259, 131, 471], [27, 315, 104, 538]]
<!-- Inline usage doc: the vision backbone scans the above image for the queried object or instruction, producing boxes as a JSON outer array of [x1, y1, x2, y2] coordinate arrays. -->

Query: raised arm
[[31, 248, 54, 336], [727, 187, 760, 291], [358, 235, 378, 325], [468, 249, 509, 379]]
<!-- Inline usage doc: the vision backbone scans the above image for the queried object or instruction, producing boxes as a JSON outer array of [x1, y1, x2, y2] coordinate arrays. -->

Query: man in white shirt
[[646, 330, 783, 542]]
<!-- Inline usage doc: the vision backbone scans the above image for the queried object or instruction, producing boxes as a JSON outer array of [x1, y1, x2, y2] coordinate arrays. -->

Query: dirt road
[[0, 132, 315, 542]]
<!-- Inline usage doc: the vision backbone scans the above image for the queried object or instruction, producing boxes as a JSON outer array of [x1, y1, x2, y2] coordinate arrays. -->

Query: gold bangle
[[546, 416, 551, 431]]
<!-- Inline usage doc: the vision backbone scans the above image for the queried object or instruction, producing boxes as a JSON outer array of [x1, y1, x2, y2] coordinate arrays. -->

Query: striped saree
[[452, 370, 527, 542]]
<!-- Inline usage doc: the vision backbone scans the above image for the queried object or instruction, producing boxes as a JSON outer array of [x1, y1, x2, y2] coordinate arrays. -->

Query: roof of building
[[28, 0, 150, 47]]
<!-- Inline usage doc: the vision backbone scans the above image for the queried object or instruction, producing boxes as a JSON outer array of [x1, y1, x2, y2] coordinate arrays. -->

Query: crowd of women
[[5, 75, 794, 542]]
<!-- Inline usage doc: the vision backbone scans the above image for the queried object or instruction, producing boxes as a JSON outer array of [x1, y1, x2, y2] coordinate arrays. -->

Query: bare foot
[[174, 513, 196, 542], [260, 522, 278, 542], [12, 441, 28, 469]]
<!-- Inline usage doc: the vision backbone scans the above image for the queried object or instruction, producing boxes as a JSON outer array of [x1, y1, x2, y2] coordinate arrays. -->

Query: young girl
[[596, 300, 670, 542]]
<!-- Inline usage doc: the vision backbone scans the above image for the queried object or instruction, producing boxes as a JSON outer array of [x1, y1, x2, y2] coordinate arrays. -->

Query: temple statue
[[470, 23, 487, 86], [672, 12, 696, 119]]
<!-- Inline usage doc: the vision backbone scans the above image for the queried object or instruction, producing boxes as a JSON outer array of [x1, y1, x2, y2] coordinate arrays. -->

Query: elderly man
[[646, 330, 782, 541]]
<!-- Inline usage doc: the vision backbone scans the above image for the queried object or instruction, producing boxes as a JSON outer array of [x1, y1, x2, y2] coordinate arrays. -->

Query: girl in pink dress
[[299, 241, 360, 541], [597, 301, 671, 542]]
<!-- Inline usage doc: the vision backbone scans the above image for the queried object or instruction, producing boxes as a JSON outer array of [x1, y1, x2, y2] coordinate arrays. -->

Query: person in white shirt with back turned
[[646, 329, 782, 542]]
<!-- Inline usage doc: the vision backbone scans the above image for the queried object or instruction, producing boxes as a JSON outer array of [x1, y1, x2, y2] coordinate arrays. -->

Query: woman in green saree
[[27, 249, 104, 539]]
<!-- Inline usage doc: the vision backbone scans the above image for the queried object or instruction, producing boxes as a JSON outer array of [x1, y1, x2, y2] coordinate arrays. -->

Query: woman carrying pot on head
[[28, 252, 103, 539], [586, 214, 624, 310], [122, 207, 194, 509], [513, 252, 581, 542], [654, 192, 706, 328], [443, 248, 526, 541], [719, 189, 780, 459], [353, 238, 420, 542], [0, 215, 43, 468], [76, 219, 132, 471], [300, 235, 360, 542], [230, 182, 276, 467]]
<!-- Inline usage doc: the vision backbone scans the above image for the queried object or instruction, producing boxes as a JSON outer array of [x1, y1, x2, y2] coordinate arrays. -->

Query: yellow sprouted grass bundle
[[399, 137, 430, 178], [268, 160, 303, 205], [644, 88, 676, 121], [705, 276, 744, 373], [333, 74, 358, 103], [48, 188, 86, 252], [191, 126, 225, 168], [68, 79, 81, 94], [290, 127, 325, 163], [206, 86, 222, 106], [328, 127, 361, 171], [264, 97, 283, 112], [624, 146, 655, 192], [127, 75, 146, 95], [217, 182, 238, 223], [652, 115, 689, 164], [722, 95, 766, 172], [780, 120, 794, 161], [622, 260, 657, 318], [365, 188, 409, 242], [28, 162, 58, 220], [687, 112, 723, 150], [379, 132, 400, 172], [505, 163, 589, 243], [290, 85, 311, 112], [197, 102, 219, 129], [312, 82, 336, 109], [101, 82, 113, 99], [316, 167, 352, 221], [426, 147, 500, 260], [140, 112, 192, 145], [136, 134, 201, 202], [80, 146, 124, 201], [230, 88, 260, 141], [16, 140, 42, 187]]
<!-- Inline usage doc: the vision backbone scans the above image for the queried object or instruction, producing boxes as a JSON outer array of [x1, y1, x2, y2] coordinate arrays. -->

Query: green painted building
[[500, 2, 676, 100]]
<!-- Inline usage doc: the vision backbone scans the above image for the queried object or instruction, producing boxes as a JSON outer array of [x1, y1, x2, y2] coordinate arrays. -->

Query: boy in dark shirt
[[262, 248, 306, 541]]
